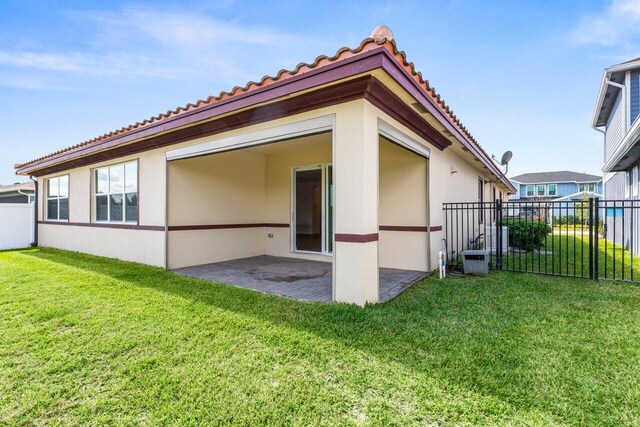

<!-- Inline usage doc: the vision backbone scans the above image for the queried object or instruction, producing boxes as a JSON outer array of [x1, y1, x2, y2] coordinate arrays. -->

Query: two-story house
[[593, 57, 640, 200], [509, 171, 603, 201], [593, 57, 640, 251]]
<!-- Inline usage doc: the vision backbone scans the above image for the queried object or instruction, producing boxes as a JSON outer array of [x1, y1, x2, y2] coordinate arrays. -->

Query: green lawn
[[503, 231, 640, 281], [1, 249, 640, 426]]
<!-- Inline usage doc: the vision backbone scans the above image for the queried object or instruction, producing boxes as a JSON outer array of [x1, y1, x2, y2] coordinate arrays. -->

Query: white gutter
[[592, 59, 640, 128]]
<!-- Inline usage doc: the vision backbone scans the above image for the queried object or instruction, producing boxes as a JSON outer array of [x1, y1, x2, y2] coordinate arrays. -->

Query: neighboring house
[[592, 56, 640, 251], [509, 171, 603, 202], [0, 182, 35, 204], [14, 26, 514, 306]]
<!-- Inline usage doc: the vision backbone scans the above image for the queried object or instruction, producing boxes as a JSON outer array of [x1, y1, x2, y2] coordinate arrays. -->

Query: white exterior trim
[[602, 114, 640, 172], [165, 115, 336, 161], [377, 119, 430, 158], [626, 71, 632, 132], [552, 191, 603, 201]]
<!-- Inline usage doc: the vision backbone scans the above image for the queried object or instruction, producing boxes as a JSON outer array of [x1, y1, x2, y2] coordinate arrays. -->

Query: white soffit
[[378, 119, 430, 158], [165, 115, 335, 161]]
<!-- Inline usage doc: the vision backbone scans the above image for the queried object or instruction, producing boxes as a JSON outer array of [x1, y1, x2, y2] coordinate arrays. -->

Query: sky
[[1, 0, 640, 184]]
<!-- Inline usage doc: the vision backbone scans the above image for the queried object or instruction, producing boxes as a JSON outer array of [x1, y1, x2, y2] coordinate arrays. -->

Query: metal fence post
[[594, 198, 600, 281], [589, 198, 594, 280], [496, 199, 503, 270]]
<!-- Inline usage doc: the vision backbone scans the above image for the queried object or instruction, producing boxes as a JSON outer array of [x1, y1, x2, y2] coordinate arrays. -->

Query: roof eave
[[591, 70, 611, 129], [15, 42, 516, 192]]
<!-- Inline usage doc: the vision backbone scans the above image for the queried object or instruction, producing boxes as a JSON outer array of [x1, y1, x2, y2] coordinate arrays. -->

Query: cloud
[[0, 49, 246, 81], [570, 0, 640, 47], [75, 7, 302, 49], [0, 5, 325, 87]]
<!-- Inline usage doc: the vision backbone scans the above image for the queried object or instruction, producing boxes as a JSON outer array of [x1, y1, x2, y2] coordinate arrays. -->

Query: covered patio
[[165, 111, 432, 305], [173, 255, 427, 303]]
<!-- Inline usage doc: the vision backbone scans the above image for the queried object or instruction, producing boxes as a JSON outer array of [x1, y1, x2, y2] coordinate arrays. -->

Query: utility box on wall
[[461, 249, 490, 275]]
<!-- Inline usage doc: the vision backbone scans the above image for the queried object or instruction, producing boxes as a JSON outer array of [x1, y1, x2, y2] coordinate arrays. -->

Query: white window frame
[[536, 184, 546, 197], [547, 184, 557, 197], [291, 163, 333, 256], [526, 185, 534, 197], [45, 175, 69, 222], [93, 160, 139, 224]]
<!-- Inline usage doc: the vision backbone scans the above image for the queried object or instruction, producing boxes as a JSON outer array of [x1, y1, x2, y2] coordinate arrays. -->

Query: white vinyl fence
[[0, 203, 34, 250]]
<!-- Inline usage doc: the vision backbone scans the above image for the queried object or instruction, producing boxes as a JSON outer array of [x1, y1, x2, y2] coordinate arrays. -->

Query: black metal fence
[[442, 199, 640, 283]]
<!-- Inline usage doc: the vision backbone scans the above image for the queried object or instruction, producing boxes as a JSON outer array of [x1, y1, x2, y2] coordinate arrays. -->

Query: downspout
[[594, 127, 605, 167], [29, 176, 38, 247]]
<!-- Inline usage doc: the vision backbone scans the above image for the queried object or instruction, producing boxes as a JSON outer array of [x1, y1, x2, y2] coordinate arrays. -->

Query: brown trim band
[[23, 75, 451, 177], [38, 220, 164, 231], [379, 225, 442, 232], [335, 233, 379, 243], [168, 223, 289, 231]]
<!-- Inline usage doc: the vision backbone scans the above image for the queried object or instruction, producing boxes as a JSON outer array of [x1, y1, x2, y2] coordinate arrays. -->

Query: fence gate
[[442, 199, 640, 283]]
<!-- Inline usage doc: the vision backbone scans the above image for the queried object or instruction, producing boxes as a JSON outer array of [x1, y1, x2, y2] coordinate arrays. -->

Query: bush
[[504, 219, 551, 251]]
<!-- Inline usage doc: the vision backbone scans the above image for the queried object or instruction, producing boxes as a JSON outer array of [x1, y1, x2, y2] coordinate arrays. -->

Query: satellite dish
[[500, 151, 513, 166], [492, 151, 513, 175]]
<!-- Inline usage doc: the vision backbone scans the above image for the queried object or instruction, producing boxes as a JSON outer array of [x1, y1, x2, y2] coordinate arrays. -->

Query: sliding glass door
[[292, 164, 333, 254]]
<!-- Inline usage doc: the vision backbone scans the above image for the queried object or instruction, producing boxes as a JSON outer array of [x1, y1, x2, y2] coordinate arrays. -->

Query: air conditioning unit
[[486, 226, 509, 255]]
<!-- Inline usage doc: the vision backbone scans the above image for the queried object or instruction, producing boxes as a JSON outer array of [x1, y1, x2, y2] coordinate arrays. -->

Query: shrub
[[504, 219, 551, 251]]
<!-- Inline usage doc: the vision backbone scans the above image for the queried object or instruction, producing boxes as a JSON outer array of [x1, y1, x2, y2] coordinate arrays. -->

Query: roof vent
[[370, 25, 394, 43]]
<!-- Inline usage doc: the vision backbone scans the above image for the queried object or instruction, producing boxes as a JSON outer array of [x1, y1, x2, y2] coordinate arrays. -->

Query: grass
[[1, 248, 640, 426], [502, 230, 640, 281]]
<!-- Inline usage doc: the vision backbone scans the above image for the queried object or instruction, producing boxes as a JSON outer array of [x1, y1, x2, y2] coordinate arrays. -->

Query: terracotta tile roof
[[16, 36, 493, 176]]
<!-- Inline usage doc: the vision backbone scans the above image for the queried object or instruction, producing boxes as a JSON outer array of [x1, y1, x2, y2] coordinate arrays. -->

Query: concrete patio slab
[[173, 255, 427, 303]]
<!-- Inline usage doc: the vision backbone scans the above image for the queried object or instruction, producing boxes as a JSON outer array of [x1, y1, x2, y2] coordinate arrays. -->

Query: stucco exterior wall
[[263, 135, 332, 261], [378, 138, 428, 271], [36, 150, 167, 267], [167, 150, 266, 268], [167, 134, 333, 268], [39, 223, 165, 266], [365, 102, 496, 271]]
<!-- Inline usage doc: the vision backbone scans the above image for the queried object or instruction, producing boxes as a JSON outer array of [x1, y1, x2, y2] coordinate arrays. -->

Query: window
[[94, 161, 138, 223], [46, 175, 69, 221], [578, 183, 586, 192], [526, 185, 534, 197], [537, 184, 546, 196], [548, 184, 557, 196]]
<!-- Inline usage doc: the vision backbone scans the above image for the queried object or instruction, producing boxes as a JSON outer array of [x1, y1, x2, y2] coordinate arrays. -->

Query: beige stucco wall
[[365, 102, 498, 271], [167, 133, 333, 269], [378, 138, 428, 271], [264, 135, 332, 261], [39, 223, 165, 266], [36, 150, 167, 267]]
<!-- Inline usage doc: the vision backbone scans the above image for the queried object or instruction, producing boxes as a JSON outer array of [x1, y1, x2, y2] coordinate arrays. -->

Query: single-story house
[[15, 26, 514, 305], [0, 182, 35, 204]]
